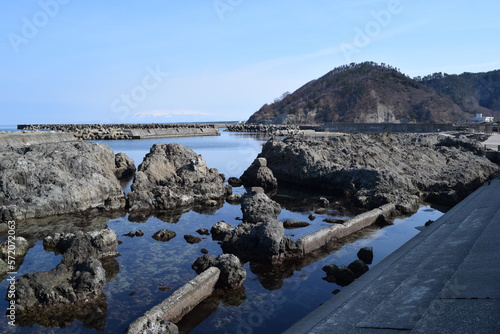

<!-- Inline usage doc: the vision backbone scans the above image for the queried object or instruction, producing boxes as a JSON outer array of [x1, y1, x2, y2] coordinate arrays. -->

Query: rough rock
[[184, 234, 202, 244], [228, 177, 243, 187], [192, 255, 217, 274], [135, 319, 179, 334], [214, 254, 246, 289], [196, 228, 210, 236], [260, 134, 499, 212], [114, 152, 136, 180], [240, 158, 278, 191], [11, 229, 119, 327], [226, 193, 243, 204], [43, 229, 119, 265], [0, 141, 126, 221], [221, 219, 302, 263], [127, 143, 227, 211], [192, 254, 246, 289], [0, 237, 32, 276], [152, 229, 176, 242], [357, 247, 374, 264], [241, 187, 281, 224], [210, 221, 233, 241], [283, 220, 310, 229]]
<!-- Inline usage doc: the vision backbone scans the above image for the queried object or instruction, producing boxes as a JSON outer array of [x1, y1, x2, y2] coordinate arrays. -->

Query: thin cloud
[[132, 110, 209, 119]]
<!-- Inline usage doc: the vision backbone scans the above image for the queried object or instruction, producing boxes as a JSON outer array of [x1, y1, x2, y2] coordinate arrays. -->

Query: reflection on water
[[0, 131, 444, 333]]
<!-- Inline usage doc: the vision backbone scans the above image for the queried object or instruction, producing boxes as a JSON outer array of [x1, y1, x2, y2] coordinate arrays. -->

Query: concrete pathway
[[483, 134, 500, 151], [284, 177, 500, 333]]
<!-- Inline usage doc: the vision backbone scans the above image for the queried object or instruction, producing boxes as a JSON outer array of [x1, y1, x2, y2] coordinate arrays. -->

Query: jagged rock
[[226, 193, 243, 204], [196, 228, 210, 236], [114, 152, 136, 180], [210, 221, 233, 241], [11, 229, 119, 328], [192, 255, 217, 275], [347, 260, 370, 278], [283, 220, 310, 229], [0, 237, 32, 276], [43, 229, 119, 266], [191, 254, 246, 289], [184, 235, 202, 244], [240, 158, 278, 191], [357, 247, 374, 264], [127, 143, 227, 211], [221, 219, 302, 263], [260, 134, 499, 213], [215, 254, 246, 289], [241, 187, 281, 224], [228, 177, 243, 187], [152, 229, 176, 242], [0, 141, 126, 221], [308, 213, 316, 221]]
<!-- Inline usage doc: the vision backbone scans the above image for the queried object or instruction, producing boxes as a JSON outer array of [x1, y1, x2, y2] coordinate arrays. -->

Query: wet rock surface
[[152, 229, 177, 242], [241, 187, 281, 224], [0, 141, 126, 221], [192, 254, 246, 289], [260, 133, 499, 212], [220, 219, 302, 263], [127, 143, 227, 211], [10, 229, 119, 330], [240, 158, 278, 191]]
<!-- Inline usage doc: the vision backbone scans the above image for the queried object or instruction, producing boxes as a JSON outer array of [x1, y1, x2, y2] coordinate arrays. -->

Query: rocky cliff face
[[0, 141, 127, 221], [127, 143, 228, 211], [259, 134, 499, 212]]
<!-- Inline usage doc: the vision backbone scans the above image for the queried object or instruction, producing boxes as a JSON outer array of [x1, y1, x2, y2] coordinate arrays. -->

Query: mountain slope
[[248, 62, 499, 124]]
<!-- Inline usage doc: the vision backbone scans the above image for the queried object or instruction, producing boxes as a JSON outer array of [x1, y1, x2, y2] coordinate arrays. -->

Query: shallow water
[[0, 130, 444, 333]]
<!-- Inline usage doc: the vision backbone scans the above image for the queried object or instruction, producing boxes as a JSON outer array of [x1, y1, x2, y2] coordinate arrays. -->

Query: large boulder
[[260, 134, 499, 213], [10, 229, 119, 329], [0, 141, 126, 222], [241, 187, 281, 224], [240, 157, 278, 191], [127, 143, 227, 211], [221, 219, 302, 263]]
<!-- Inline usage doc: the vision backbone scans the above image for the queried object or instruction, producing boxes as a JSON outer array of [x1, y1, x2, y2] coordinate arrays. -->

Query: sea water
[[0, 130, 444, 333]]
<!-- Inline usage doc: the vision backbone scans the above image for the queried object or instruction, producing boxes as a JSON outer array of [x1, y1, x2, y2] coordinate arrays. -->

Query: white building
[[466, 113, 495, 124]]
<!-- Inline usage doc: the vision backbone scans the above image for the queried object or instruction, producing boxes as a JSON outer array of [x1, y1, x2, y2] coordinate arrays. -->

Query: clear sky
[[1, 0, 499, 125]]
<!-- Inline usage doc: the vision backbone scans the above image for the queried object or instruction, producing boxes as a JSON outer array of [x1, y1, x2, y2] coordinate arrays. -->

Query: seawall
[[304, 123, 456, 133], [0, 132, 77, 148], [17, 123, 220, 140]]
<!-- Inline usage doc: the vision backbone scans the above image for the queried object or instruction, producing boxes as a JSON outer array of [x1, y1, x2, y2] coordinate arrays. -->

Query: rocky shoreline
[[1, 130, 499, 332], [16, 123, 220, 140]]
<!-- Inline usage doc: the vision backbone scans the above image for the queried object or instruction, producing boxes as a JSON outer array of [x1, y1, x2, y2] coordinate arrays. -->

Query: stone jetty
[[17, 123, 220, 140]]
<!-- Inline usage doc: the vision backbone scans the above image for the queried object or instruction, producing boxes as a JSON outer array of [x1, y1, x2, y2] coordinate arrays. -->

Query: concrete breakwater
[[0, 132, 77, 148], [17, 123, 220, 140], [226, 124, 304, 136]]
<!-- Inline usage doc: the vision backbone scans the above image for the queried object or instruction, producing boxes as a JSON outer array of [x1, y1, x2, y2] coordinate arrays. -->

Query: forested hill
[[247, 62, 500, 124]]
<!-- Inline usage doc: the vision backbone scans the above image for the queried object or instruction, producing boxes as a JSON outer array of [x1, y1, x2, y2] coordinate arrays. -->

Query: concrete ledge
[[125, 127, 219, 139], [297, 203, 395, 255], [126, 267, 220, 333], [0, 132, 77, 148]]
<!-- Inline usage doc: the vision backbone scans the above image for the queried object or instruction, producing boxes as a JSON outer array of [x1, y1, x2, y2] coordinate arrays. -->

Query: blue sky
[[1, 0, 499, 124]]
